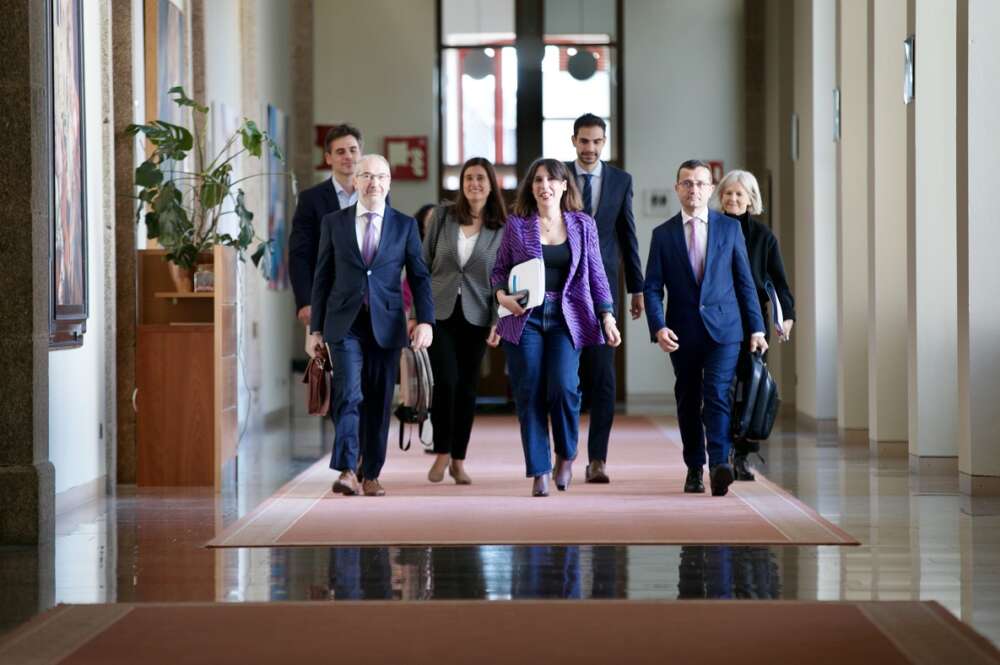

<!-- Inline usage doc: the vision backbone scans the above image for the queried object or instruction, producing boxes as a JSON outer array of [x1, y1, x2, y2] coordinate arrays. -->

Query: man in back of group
[[565, 113, 645, 485], [289, 124, 362, 328]]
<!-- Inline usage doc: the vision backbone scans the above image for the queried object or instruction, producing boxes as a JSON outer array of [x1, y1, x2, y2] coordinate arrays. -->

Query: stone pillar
[[0, 0, 56, 546], [290, 0, 315, 191], [866, 0, 908, 451], [956, 0, 1000, 495], [0, 0, 57, 630], [793, 0, 838, 420], [906, 0, 958, 469], [836, 0, 869, 432], [113, 0, 138, 484]]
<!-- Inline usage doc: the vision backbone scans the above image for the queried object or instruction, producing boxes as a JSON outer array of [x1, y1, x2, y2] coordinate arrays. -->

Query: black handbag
[[731, 350, 780, 441]]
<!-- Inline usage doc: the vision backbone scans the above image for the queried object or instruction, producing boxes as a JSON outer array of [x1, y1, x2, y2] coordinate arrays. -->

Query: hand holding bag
[[302, 345, 332, 416]]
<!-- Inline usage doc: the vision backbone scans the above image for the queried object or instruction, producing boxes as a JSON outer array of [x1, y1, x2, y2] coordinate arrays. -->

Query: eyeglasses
[[678, 180, 713, 190], [357, 172, 390, 182]]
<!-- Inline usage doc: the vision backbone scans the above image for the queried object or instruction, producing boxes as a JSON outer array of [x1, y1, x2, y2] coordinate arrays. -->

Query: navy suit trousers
[[668, 322, 740, 469], [328, 308, 400, 479]]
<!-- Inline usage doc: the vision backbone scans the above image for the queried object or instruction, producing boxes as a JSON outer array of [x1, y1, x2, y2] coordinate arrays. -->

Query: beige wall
[[624, 0, 746, 399], [312, 0, 438, 216]]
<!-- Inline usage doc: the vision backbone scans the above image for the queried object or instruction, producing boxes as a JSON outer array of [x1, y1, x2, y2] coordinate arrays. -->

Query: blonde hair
[[712, 169, 764, 216]]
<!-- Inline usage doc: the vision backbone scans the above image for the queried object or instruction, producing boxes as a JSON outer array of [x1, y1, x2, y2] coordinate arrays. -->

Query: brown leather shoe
[[332, 470, 359, 496], [585, 460, 610, 484], [362, 478, 386, 496]]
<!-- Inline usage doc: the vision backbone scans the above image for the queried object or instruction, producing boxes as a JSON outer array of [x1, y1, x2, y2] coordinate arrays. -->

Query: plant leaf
[[135, 160, 163, 188], [250, 242, 267, 267], [168, 86, 209, 114]]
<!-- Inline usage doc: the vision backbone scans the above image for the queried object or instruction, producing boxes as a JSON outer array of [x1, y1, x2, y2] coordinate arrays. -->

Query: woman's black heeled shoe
[[532, 475, 549, 497]]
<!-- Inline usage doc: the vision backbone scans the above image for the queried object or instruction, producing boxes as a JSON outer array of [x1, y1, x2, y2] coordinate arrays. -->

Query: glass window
[[442, 0, 515, 46], [541, 44, 614, 161], [544, 0, 616, 41], [441, 47, 517, 181]]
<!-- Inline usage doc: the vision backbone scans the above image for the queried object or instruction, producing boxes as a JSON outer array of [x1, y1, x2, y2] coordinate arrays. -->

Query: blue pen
[[512, 275, 518, 293]]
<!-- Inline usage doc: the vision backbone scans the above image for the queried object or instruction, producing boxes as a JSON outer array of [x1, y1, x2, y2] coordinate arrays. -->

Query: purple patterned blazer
[[491, 211, 614, 348]]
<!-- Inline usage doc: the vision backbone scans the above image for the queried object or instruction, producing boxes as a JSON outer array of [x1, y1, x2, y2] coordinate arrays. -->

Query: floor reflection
[[3, 403, 1000, 649], [253, 545, 780, 602]]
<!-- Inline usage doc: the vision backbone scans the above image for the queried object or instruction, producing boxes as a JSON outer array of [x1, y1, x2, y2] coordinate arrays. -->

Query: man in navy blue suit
[[289, 124, 362, 328], [565, 114, 645, 485], [644, 160, 767, 497], [307, 154, 434, 497]]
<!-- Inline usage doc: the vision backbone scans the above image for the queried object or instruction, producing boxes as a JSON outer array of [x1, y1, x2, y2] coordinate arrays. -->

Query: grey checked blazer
[[422, 203, 505, 328]]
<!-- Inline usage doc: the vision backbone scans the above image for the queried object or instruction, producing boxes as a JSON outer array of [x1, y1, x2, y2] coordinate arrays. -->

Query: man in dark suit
[[643, 160, 767, 497], [307, 154, 434, 497], [565, 114, 645, 485], [290, 124, 362, 328]]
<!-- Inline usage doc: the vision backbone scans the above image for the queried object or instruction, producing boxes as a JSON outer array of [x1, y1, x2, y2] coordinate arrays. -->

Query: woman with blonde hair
[[711, 169, 795, 481]]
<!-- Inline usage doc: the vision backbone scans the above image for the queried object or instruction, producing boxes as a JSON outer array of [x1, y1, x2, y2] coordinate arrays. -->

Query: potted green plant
[[126, 87, 293, 291]]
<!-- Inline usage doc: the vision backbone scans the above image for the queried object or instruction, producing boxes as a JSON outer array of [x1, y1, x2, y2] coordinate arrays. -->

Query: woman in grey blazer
[[423, 157, 507, 484]]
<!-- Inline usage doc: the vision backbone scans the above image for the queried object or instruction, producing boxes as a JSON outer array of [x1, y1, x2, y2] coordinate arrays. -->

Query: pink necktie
[[687, 218, 704, 284], [361, 212, 378, 265]]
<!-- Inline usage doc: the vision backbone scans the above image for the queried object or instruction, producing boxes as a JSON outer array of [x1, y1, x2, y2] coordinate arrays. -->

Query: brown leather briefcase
[[302, 346, 332, 416]]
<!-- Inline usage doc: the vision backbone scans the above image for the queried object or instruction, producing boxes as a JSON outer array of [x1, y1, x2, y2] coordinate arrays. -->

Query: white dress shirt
[[355, 202, 384, 254], [333, 177, 358, 209], [574, 160, 603, 216], [456, 227, 478, 268], [681, 207, 763, 337]]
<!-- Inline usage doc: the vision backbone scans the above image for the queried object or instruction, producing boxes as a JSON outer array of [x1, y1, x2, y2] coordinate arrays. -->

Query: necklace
[[539, 215, 557, 234]]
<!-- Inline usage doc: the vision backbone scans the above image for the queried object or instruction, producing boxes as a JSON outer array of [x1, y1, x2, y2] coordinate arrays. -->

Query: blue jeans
[[504, 299, 582, 477]]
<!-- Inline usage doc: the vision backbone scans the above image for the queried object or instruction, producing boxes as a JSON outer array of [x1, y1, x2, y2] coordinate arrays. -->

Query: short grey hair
[[356, 153, 391, 175], [712, 169, 764, 215]]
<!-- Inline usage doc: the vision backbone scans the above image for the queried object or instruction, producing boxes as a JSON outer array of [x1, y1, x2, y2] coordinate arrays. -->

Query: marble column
[[836, 0, 870, 432], [866, 0, 909, 451], [956, 0, 1000, 495], [906, 0, 958, 469]]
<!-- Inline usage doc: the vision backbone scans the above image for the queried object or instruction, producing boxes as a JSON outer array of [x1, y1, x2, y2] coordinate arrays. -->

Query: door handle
[[131, 388, 138, 413]]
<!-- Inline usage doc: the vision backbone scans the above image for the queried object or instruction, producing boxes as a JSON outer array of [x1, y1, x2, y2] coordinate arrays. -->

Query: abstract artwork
[[267, 105, 289, 290], [50, 0, 88, 348]]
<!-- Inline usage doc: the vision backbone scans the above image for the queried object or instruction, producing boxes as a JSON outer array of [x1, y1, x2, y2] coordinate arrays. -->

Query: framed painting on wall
[[49, 0, 88, 348]]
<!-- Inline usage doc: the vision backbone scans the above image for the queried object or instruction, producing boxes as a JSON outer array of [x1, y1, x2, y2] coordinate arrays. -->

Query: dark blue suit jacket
[[310, 204, 434, 349], [643, 209, 764, 346], [289, 179, 341, 311], [566, 161, 644, 313]]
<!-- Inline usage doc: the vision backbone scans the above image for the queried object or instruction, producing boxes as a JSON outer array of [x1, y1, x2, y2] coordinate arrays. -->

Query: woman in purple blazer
[[492, 158, 622, 497]]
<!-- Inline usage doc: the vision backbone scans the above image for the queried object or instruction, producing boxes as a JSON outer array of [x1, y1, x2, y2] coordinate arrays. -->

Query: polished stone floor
[[3, 404, 999, 648]]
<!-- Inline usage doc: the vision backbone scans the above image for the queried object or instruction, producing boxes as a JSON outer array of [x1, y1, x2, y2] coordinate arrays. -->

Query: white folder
[[497, 258, 545, 318], [764, 281, 786, 340]]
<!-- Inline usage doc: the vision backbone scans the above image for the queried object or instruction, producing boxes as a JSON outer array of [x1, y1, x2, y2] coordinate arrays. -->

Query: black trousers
[[427, 298, 489, 460], [579, 344, 616, 462]]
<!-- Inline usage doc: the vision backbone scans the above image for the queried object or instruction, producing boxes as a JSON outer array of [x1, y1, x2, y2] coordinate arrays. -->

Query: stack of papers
[[498, 258, 545, 318]]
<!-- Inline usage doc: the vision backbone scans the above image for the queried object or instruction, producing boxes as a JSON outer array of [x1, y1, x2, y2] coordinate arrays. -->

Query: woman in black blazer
[[422, 158, 507, 485], [713, 169, 796, 481]]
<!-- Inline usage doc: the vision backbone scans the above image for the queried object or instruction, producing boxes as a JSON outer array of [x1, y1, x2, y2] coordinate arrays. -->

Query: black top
[[542, 241, 571, 293], [734, 212, 796, 327]]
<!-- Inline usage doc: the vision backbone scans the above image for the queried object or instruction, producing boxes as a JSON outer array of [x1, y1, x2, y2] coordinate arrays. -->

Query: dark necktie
[[581, 173, 593, 217]]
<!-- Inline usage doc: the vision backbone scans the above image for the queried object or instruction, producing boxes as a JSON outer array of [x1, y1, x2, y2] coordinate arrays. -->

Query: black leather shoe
[[733, 453, 755, 481], [684, 467, 705, 493], [710, 464, 734, 496]]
